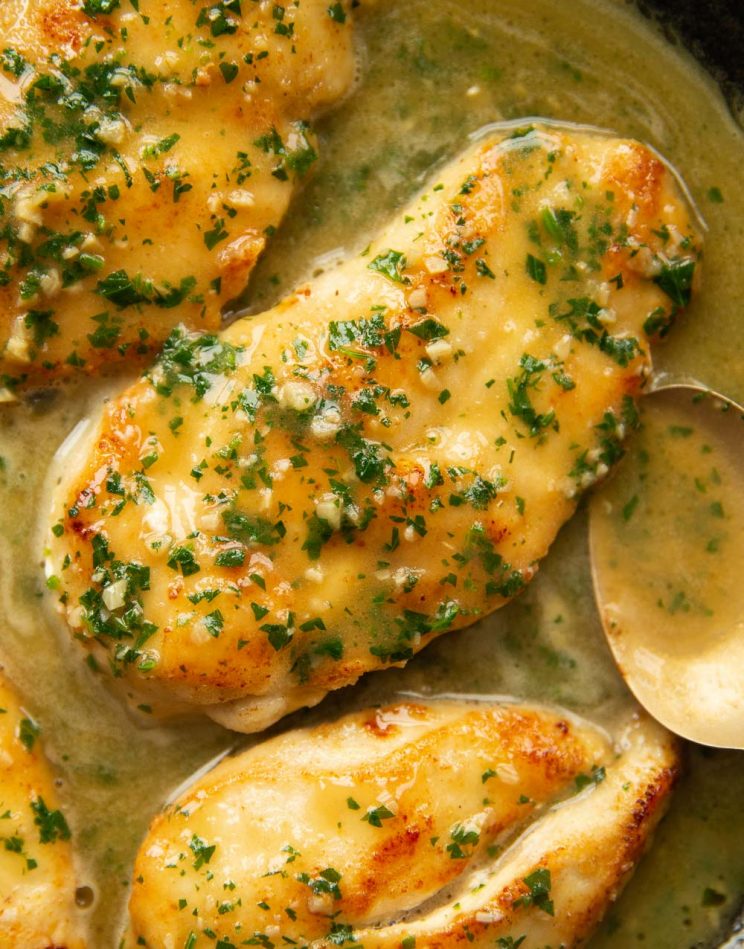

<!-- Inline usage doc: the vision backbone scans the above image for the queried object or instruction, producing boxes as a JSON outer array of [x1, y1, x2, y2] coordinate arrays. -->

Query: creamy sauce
[[590, 388, 744, 748], [0, 0, 743, 944], [45, 123, 698, 735], [0, 0, 357, 383]]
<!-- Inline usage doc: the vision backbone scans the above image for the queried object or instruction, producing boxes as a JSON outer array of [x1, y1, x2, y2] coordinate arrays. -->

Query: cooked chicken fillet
[[47, 125, 702, 731], [0, 0, 355, 392], [123, 700, 679, 948], [0, 672, 84, 948]]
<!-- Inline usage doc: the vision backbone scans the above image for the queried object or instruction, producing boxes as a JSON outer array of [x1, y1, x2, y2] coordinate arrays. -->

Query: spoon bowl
[[589, 384, 744, 749]]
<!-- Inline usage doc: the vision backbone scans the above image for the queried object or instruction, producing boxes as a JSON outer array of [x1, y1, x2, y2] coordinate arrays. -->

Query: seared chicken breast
[[0, 672, 84, 948], [124, 700, 679, 948], [47, 125, 702, 731], [0, 0, 355, 392]]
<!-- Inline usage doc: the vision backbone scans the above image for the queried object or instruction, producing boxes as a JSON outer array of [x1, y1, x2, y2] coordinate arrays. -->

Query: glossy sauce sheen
[[590, 389, 744, 748], [47, 125, 700, 732], [125, 702, 678, 947], [0, 0, 743, 945], [0, 0, 355, 386], [0, 672, 84, 947]]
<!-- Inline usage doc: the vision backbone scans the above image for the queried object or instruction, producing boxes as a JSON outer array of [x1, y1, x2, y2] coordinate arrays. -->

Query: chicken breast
[[0, 671, 84, 948], [0, 0, 356, 393], [46, 124, 702, 731], [123, 700, 679, 948]]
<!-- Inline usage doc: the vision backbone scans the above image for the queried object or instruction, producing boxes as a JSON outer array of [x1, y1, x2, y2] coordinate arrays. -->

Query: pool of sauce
[[0, 0, 743, 943]]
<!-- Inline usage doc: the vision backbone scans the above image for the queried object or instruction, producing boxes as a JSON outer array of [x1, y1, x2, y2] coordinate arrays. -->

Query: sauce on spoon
[[590, 384, 744, 749]]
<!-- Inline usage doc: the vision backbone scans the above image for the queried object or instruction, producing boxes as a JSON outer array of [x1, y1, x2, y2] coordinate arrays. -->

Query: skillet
[[632, 2, 743, 943], [1, 1, 742, 943], [641, 0, 743, 112]]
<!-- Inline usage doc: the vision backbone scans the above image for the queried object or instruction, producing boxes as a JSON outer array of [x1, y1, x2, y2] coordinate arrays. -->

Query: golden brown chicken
[[0, 0, 356, 394], [124, 700, 679, 948], [46, 124, 702, 731], [0, 671, 84, 947]]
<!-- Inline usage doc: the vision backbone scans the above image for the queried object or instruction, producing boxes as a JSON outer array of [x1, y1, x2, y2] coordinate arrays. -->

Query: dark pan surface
[[639, 0, 744, 108], [640, 1, 743, 945]]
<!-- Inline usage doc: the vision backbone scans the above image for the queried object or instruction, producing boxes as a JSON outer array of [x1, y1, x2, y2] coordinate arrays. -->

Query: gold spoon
[[589, 383, 744, 749]]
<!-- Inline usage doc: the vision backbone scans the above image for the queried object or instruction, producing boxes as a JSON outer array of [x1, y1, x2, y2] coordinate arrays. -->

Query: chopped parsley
[[31, 798, 71, 844], [653, 258, 695, 309], [261, 616, 294, 651], [574, 764, 606, 790], [254, 121, 318, 179], [362, 804, 395, 827], [82, 0, 121, 15], [367, 249, 409, 284], [297, 867, 342, 901], [189, 834, 216, 870], [507, 354, 557, 436], [407, 318, 449, 341], [327, 2, 346, 23], [148, 328, 242, 400], [514, 867, 554, 916], [18, 716, 40, 751], [526, 253, 547, 285], [446, 823, 480, 859], [97, 270, 197, 310]]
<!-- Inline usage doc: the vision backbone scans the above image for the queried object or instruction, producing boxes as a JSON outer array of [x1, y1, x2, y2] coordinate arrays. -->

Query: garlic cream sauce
[[0, 0, 743, 944]]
